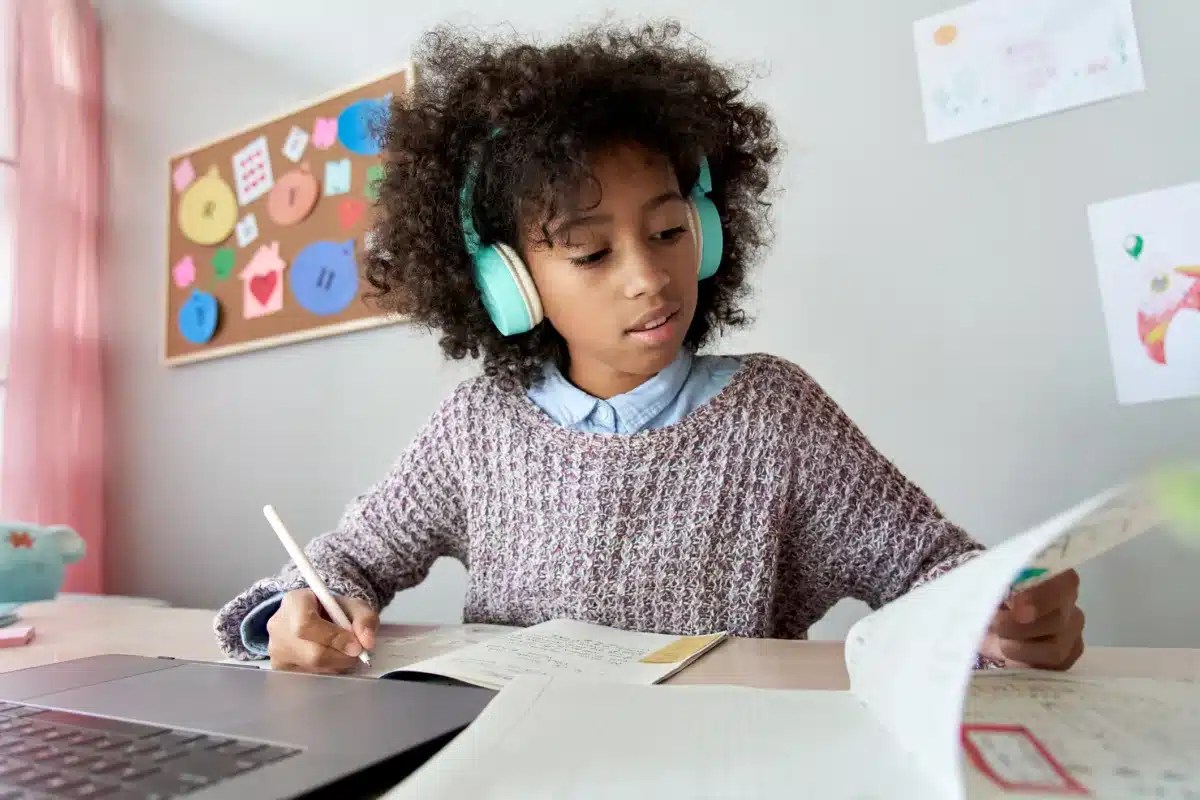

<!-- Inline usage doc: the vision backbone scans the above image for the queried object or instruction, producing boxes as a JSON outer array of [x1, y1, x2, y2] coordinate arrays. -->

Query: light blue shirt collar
[[529, 350, 695, 435]]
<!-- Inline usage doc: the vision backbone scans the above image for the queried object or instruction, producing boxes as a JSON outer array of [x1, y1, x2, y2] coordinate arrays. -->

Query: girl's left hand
[[982, 569, 1085, 670]]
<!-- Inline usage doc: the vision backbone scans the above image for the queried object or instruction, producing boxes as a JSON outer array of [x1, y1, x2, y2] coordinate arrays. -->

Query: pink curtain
[[1, 0, 105, 593]]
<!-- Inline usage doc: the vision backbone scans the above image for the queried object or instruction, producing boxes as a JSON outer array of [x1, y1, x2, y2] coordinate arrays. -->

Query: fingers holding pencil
[[268, 589, 379, 674], [261, 504, 377, 672]]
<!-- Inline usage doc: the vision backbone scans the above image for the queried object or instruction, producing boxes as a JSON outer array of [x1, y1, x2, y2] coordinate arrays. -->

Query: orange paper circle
[[267, 166, 320, 227], [933, 25, 958, 46], [178, 167, 237, 245]]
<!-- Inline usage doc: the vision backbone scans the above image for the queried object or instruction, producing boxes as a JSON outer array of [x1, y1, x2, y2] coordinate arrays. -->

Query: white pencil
[[262, 505, 372, 666]]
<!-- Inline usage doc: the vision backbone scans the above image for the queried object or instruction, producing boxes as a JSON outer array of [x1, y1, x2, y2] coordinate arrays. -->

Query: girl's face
[[520, 143, 699, 398]]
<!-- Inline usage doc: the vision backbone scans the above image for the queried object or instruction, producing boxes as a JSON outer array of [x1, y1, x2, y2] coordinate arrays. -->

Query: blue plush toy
[[0, 521, 85, 624]]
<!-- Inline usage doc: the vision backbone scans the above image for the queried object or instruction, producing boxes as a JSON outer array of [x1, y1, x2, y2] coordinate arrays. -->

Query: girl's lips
[[625, 310, 679, 345]]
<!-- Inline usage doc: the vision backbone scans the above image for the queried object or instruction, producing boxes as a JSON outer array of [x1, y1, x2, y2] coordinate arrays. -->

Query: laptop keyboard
[[0, 701, 301, 799]]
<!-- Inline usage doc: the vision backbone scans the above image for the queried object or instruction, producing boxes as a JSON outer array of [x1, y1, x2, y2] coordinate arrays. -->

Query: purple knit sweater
[[214, 354, 982, 659]]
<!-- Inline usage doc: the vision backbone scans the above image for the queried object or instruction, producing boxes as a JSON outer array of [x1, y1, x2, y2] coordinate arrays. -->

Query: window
[[0, 5, 15, 486]]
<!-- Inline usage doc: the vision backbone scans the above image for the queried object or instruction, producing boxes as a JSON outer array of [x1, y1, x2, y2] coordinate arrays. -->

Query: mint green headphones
[[459, 153, 724, 336]]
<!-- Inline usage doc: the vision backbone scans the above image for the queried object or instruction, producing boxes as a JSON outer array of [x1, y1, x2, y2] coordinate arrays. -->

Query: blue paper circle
[[178, 290, 219, 344], [337, 96, 389, 156], [289, 240, 359, 316]]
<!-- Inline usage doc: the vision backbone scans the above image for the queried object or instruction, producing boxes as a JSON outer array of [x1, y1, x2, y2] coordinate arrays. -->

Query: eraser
[[0, 626, 34, 648]]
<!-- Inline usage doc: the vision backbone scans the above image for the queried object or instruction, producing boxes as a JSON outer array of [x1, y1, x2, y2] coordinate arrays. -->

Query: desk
[[4, 599, 1199, 686]]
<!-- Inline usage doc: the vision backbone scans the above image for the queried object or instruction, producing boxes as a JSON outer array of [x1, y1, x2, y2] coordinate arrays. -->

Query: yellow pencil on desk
[[262, 504, 372, 666]]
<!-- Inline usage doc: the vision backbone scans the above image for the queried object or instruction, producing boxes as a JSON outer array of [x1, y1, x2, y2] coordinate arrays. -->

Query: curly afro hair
[[365, 20, 780, 389]]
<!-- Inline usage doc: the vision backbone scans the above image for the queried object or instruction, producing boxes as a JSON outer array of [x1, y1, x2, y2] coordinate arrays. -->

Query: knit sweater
[[214, 354, 983, 659]]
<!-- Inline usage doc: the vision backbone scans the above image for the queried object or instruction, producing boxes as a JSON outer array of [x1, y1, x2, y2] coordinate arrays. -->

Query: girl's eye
[[654, 226, 688, 242], [570, 248, 611, 267]]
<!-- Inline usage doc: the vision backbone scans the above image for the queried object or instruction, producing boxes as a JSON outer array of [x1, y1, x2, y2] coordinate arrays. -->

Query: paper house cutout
[[239, 241, 287, 320]]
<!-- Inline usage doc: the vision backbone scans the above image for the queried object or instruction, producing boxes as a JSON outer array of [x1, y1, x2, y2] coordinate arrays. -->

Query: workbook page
[[962, 673, 1200, 798], [845, 483, 1162, 800], [385, 619, 726, 689], [383, 675, 937, 800]]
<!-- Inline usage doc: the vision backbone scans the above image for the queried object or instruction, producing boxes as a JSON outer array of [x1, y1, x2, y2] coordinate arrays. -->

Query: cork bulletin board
[[163, 65, 412, 366]]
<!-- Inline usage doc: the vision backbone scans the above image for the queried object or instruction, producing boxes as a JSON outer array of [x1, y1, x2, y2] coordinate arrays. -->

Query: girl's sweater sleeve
[[212, 393, 467, 659]]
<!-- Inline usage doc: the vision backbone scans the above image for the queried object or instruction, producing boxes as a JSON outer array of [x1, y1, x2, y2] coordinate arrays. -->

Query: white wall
[[96, 0, 1200, 645]]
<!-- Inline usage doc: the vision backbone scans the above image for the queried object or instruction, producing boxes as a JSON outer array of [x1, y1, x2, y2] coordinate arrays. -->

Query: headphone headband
[[461, 143, 713, 257], [695, 156, 713, 195]]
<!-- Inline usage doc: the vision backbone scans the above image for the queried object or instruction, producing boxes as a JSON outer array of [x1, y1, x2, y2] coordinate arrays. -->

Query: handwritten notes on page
[[385, 619, 727, 690], [1012, 481, 1162, 589], [360, 623, 514, 677], [914, 0, 1145, 142], [963, 673, 1200, 798]]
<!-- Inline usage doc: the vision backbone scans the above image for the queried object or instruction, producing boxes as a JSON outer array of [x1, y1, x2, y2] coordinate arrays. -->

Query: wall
[[96, 0, 1200, 645]]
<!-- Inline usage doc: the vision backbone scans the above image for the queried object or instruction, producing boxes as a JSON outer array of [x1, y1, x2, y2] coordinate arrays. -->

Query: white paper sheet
[[914, 0, 1145, 143], [383, 676, 936, 800], [844, 484, 1153, 800], [963, 673, 1200, 798], [1087, 182, 1200, 405]]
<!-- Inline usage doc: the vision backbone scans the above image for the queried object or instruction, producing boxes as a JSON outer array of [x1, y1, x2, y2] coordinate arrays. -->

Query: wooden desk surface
[[3, 599, 1198, 687]]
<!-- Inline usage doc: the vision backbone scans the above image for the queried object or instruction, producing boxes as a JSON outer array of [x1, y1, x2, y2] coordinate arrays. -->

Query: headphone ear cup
[[495, 242, 543, 326], [472, 243, 543, 336], [688, 196, 724, 280]]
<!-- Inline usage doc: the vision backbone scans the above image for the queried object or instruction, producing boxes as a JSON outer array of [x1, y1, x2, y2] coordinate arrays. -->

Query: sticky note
[[267, 166, 319, 227], [324, 159, 351, 196], [282, 125, 309, 163], [235, 213, 259, 247], [365, 164, 385, 201], [172, 158, 196, 193], [289, 239, 358, 315], [337, 197, 367, 230], [232, 135, 274, 206], [212, 247, 236, 281], [312, 117, 337, 150], [178, 290, 219, 344], [171, 255, 196, 289], [177, 167, 237, 245], [639, 634, 723, 664], [240, 242, 286, 319]]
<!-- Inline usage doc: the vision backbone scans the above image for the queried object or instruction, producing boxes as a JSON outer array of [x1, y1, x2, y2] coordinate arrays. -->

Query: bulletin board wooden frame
[[162, 64, 414, 367]]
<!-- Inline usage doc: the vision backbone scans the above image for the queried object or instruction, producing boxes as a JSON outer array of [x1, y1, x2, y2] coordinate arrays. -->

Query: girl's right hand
[[266, 588, 379, 674]]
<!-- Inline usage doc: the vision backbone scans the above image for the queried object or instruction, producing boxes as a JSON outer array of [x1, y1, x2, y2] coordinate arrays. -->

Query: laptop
[[0, 654, 496, 799]]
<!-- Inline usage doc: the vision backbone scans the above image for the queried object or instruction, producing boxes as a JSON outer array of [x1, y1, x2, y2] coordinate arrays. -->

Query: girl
[[214, 22, 1083, 674]]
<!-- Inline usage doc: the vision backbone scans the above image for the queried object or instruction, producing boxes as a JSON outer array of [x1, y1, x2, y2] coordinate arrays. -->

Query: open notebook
[[374, 619, 726, 689], [223, 619, 727, 689], [383, 467, 1199, 800]]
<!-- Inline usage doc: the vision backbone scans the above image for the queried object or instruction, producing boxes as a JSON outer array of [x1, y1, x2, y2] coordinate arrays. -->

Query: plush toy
[[0, 522, 85, 621]]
